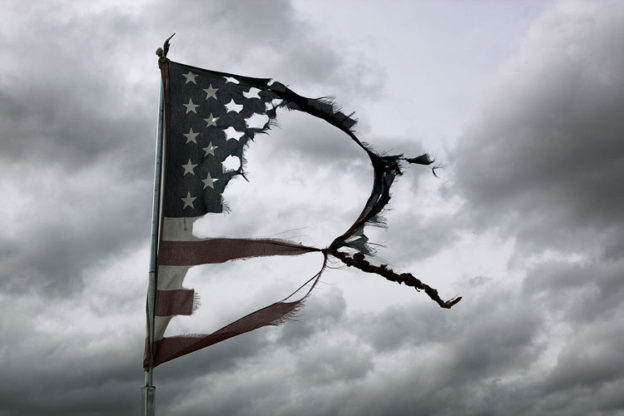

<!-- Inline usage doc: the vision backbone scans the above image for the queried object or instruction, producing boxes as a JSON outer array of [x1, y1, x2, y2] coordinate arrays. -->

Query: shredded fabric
[[144, 40, 460, 369]]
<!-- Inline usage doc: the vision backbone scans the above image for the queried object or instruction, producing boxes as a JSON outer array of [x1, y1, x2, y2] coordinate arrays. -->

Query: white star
[[223, 76, 239, 84], [181, 159, 198, 176], [264, 98, 283, 111], [183, 98, 199, 114], [202, 142, 218, 157], [184, 128, 199, 144], [225, 99, 243, 113], [182, 71, 198, 84], [243, 87, 261, 99], [181, 192, 196, 209], [203, 84, 218, 100], [245, 113, 270, 129], [202, 172, 216, 189], [204, 113, 219, 127], [223, 126, 245, 141]]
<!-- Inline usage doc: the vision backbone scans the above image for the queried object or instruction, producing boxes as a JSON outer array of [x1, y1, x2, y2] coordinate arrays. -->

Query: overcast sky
[[1, 0, 623, 415]]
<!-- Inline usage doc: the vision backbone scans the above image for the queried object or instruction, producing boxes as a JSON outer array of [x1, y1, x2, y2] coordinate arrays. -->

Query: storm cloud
[[1, 1, 623, 415]]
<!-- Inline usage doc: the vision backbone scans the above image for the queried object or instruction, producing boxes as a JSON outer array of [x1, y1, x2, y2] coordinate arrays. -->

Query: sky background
[[1, 0, 623, 415]]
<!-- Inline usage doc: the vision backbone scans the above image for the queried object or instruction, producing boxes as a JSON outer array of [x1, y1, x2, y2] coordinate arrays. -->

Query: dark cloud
[[0, 301, 144, 415], [368, 206, 461, 266], [543, 324, 624, 394], [0, 4, 157, 295], [0, 0, 360, 295], [0, 162, 152, 295], [0, 3, 156, 164], [447, 2, 624, 415], [453, 1, 624, 257], [145, 281, 545, 416], [277, 286, 347, 348], [0, 0, 382, 413], [3, 1, 624, 416], [150, 0, 368, 93], [524, 256, 624, 326]]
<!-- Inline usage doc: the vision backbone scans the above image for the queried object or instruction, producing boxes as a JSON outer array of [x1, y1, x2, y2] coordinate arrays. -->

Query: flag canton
[[164, 62, 280, 218]]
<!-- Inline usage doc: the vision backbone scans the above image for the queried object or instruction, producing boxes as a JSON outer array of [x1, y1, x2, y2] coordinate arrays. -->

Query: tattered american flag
[[144, 57, 461, 369]]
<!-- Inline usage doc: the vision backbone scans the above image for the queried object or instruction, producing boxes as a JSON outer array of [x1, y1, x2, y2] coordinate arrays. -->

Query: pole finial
[[156, 33, 176, 58]]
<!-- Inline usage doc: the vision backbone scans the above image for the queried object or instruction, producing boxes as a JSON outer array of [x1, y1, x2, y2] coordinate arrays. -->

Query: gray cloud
[[3, 1, 624, 416], [0, 0, 388, 414], [446, 2, 624, 415], [148, 280, 546, 416], [0, 4, 157, 296], [543, 324, 624, 394], [453, 1, 624, 257], [523, 257, 624, 337], [0, 0, 365, 296]]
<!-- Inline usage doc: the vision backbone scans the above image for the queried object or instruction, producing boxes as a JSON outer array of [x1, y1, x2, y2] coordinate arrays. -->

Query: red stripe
[[152, 300, 300, 366], [155, 289, 194, 316], [143, 252, 328, 369], [158, 238, 319, 266]]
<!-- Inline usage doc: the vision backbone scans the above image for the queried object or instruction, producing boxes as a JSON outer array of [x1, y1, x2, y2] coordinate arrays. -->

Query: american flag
[[164, 63, 282, 218], [144, 59, 460, 369]]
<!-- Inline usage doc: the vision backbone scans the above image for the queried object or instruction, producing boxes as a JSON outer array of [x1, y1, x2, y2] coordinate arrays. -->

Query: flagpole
[[141, 42, 169, 416], [142, 81, 163, 416], [142, 34, 174, 416]]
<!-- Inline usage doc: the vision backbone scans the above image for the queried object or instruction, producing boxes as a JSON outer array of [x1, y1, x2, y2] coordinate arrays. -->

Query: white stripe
[[154, 316, 172, 341], [155, 217, 202, 340], [161, 217, 199, 241], [155, 266, 192, 340], [157, 265, 191, 290]]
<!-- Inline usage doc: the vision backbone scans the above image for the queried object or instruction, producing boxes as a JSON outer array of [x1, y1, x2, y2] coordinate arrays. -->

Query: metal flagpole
[[142, 34, 174, 416], [142, 82, 163, 415], [142, 84, 163, 416], [141, 49, 169, 416]]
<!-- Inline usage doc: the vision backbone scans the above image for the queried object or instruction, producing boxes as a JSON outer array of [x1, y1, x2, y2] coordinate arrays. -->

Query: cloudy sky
[[1, 0, 623, 415]]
